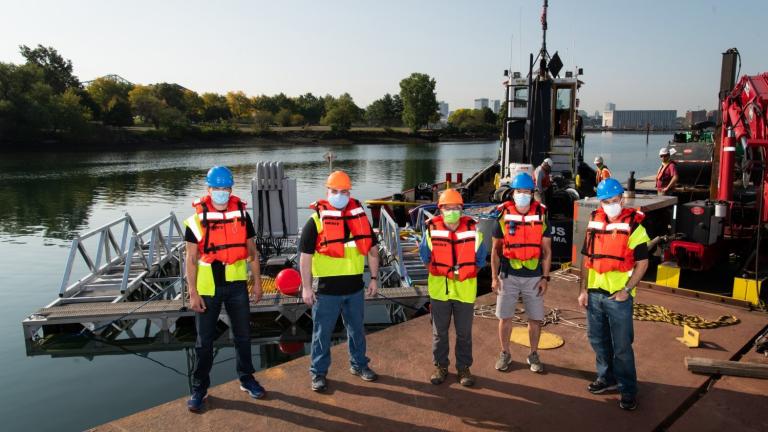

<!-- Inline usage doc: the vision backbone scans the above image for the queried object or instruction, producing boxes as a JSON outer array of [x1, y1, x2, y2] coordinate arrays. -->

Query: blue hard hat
[[206, 166, 234, 188], [511, 172, 535, 190], [596, 178, 624, 201]]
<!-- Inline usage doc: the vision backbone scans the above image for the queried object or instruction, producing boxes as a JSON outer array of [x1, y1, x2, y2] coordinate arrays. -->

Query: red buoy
[[275, 268, 301, 296], [279, 341, 304, 355]]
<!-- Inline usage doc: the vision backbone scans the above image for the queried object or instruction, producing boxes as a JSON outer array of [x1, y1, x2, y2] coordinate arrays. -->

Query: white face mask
[[513, 192, 532, 208], [602, 202, 622, 218]]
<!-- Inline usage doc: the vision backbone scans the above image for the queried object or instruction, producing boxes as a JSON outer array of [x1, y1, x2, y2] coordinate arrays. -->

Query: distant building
[[438, 101, 449, 119], [474, 98, 489, 110], [594, 110, 600, 118], [685, 110, 707, 127], [605, 102, 616, 112], [491, 99, 501, 114], [602, 110, 677, 129], [706, 110, 718, 124]]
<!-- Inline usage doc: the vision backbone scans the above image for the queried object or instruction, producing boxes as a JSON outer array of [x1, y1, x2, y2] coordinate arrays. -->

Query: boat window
[[513, 87, 528, 108], [554, 87, 573, 136]]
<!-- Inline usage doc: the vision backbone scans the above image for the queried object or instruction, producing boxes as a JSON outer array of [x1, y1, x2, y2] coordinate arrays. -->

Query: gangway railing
[[379, 209, 410, 286], [58, 214, 139, 298], [56, 213, 184, 304]]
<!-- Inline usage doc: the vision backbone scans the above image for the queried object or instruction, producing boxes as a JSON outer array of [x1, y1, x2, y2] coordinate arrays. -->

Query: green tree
[[50, 88, 91, 132], [290, 113, 305, 126], [201, 93, 231, 121], [86, 76, 134, 126], [226, 91, 252, 119], [365, 93, 403, 127], [182, 90, 204, 122], [321, 93, 362, 133], [19, 44, 80, 93], [274, 108, 292, 126], [294, 93, 324, 124], [129, 85, 164, 128], [399, 72, 439, 132], [251, 94, 278, 114]]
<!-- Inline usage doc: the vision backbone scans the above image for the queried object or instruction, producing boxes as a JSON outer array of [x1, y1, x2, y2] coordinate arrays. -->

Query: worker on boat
[[533, 158, 553, 205], [594, 156, 612, 184], [656, 147, 678, 195], [578, 178, 650, 411], [491, 172, 551, 374], [419, 189, 487, 386], [184, 166, 266, 412], [299, 170, 380, 392]]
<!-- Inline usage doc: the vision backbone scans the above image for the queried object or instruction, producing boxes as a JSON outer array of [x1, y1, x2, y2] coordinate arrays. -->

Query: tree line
[[0, 45, 454, 144]]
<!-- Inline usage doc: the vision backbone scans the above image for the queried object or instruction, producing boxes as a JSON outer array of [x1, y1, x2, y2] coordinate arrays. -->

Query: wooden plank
[[686, 357, 768, 379]]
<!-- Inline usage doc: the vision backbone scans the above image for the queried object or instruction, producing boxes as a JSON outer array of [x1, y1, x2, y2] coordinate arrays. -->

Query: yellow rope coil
[[632, 303, 740, 329]]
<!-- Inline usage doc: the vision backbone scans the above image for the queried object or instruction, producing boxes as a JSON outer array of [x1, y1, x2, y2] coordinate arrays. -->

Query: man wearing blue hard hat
[[491, 172, 552, 374], [183, 166, 266, 411], [579, 177, 650, 411]]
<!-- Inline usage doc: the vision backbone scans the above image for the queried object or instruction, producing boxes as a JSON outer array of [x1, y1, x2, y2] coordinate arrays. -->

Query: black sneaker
[[619, 394, 638, 411], [349, 366, 378, 382], [311, 374, 327, 392], [587, 379, 619, 394]]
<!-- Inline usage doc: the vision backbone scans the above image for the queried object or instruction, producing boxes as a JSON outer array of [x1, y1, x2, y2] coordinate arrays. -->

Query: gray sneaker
[[349, 366, 378, 382], [527, 352, 544, 373], [495, 351, 512, 371]]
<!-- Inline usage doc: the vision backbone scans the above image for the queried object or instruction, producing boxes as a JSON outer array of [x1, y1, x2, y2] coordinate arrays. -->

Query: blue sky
[[1, 0, 766, 115]]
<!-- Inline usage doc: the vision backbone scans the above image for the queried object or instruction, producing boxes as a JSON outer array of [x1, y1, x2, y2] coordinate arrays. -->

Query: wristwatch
[[622, 286, 633, 294], [542, 275, 551, 282], [370, 276, 378, 280]]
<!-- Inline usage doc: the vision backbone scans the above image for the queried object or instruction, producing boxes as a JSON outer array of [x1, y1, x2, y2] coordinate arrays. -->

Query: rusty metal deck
[[94, 273, 768, 432]]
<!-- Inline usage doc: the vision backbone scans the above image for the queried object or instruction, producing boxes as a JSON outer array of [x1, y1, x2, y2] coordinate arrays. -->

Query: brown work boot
[[457, 367, 475, 387], [430, 366, 448, 385]]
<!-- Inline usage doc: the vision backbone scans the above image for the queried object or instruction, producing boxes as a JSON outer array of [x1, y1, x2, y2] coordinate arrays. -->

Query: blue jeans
[[191, 281, 255, 393], [310, 289, 369, 377], [587, 291, 637, 396]]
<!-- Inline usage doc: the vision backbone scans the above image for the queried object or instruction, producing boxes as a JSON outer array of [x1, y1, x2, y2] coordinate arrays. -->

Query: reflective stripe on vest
[[185, 195, 250, 296], [426, 216, 482, 304], [310, 199, 374, 258], [498, 200, 546, 262], [310, 213, 365, 277], [584, 208, 643, 277]]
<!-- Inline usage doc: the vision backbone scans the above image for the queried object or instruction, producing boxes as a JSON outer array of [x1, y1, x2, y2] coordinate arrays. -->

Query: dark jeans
[[310, 290, 369, 377], [431, 299, 474, 369], [191, 281, 255, 393], [587, 291, 637, 396]]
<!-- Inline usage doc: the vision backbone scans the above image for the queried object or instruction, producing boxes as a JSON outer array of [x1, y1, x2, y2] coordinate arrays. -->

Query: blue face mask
[[328, 192, 350, 209], [211, 190, 230, 205]]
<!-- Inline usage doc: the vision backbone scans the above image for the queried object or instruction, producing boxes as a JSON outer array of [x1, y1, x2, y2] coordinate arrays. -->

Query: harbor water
[[0, 132, 672, 431]]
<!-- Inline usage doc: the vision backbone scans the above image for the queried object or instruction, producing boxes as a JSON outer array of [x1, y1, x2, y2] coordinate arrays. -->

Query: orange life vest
[[497, 200, 546, 261], [427, 215, 478, 282], [193, 194, 249, 265], [596, 165, 611, 184], [584, 207, 645, 273], [310, 199, 374, 258]]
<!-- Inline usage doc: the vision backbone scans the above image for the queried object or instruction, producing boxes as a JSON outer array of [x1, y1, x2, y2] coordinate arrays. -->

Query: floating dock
[[93, 271, 768, 432]]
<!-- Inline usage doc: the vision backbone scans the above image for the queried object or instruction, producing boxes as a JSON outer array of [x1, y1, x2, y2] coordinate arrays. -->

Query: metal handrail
[[378, 209, 409, 286], [58, 213, 185, 299], [415, 207, 435, 235], [58, 214, 139, 297], [121, 213, 184, 295]]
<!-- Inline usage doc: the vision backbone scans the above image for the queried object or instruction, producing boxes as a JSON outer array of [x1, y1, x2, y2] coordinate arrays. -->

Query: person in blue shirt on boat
[[419, 189, 488, 387], [491, 172, 552, 374]]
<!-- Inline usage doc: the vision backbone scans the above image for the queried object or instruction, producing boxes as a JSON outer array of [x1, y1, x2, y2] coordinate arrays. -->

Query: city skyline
[[0, 0, 765, 114]]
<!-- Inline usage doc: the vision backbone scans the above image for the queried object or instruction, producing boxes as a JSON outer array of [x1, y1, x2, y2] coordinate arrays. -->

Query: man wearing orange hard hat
[[419, 189, 487, 387], [299, 170, 380, 393]]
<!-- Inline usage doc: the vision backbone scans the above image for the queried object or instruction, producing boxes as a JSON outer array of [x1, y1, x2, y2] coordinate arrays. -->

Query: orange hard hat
[[275, 268, 301, 296], [326, 170, 352, 190], [438, 188, 464, 207]]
